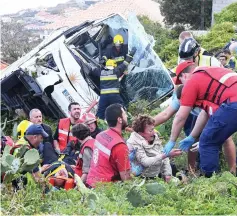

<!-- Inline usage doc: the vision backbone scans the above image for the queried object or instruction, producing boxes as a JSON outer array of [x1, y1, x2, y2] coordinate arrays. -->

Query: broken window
[[102, 14, 174, 102], [35, 53, 59, 73]]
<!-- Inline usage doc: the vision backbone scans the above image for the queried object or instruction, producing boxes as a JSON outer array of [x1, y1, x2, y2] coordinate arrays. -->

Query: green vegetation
[[1, 4, 237, 215], [1, 172, 237, 215], [214, 2, 237, 25], [139, 2, 237, 69], [197, 22, 237, 53], [158, 0, 212, 29]]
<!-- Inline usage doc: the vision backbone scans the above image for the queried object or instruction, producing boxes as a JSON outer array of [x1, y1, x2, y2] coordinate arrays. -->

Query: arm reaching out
[[190, 109, 208, 138], [170, 106, 192, 141], [154, 105, 177, 126]]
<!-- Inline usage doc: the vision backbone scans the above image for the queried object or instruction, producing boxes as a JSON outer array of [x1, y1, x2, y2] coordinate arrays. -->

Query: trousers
[[96, 93, 124, 120], [199, 102, 237, 177]]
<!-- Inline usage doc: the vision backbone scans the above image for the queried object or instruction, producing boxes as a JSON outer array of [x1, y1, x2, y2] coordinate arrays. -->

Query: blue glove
[[179, 135, 195, 151], [163, 140, 175, 155], [171, 92, 180, 111], [129, 149, 137, 161], [131, 163, 144, 176]]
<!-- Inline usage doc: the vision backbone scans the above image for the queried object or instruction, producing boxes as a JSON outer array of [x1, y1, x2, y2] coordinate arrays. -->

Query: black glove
[[101, 35, 113, 49], [129, 47, 137, 57], [106, 35, 113, 44], [125, 54, 133, 64], [99, 58, 106, 66]]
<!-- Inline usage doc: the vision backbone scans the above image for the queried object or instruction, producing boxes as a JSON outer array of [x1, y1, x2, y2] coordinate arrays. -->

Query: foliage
[[1, 145, 40, 183], [197, 22, 237, 53], [1, 172, 237, 215], [1, 21, 42, 64], [139, 4, 237, 69], [214, 2, 237, 25], [138, 16, 179, 68], [157, 0, 213, 29]]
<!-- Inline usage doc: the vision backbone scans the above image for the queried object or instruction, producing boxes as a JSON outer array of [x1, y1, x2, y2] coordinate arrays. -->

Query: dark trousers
[[199, 102, 237, 177], [96, 94, 124, 120]]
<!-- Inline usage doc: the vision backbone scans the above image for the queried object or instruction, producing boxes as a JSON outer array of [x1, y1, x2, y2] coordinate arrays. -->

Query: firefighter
[[16, 120, 33, 145], [179, 38, 221, 67], [100, 34, 128, 66], [163, 61, 237, 177], [100, 34, 130, 107], [90, 47, 136, 119]]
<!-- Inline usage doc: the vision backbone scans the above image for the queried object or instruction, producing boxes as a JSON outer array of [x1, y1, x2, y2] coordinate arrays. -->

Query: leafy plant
[[214, 2, 237, 25], [1, 145, 40, 183]]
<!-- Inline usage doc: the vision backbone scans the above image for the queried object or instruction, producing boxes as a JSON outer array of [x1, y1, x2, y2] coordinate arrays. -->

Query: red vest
[[58, 118, 80, 151], [74, 138, 95, 177], [193, 67, 237, 115], [86, 128, 125, 187]]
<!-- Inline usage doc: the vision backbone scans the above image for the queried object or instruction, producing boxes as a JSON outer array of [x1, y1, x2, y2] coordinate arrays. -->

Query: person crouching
[[71, 123, 95, 183]]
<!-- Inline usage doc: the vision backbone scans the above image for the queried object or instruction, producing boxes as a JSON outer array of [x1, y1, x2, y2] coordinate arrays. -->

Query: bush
[[1, 172, 237, 215], [197, 22, 237, 53], [214, 2, 237, 25]]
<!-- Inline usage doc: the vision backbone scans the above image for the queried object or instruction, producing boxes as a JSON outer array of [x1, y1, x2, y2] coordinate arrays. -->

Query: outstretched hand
[[163, 140, 176, 155], [179, 135, 195, 151], [168, 149, 182, 158]]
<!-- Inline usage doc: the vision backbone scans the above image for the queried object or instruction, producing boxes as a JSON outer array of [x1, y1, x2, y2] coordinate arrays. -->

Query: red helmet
[[81, 112, 97, 125]]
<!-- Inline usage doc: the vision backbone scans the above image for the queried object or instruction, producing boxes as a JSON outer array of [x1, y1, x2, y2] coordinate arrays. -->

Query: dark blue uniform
[[90, 62, 128, 119]]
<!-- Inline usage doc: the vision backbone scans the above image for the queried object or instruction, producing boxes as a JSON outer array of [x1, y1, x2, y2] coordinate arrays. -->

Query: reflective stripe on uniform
[[219, 73, 237, 84], [58, 129, 73, 137], [95, 140, 111, 156], [100, 88, 120, 94], [100, 75, 118, 81], [199, 55, 211, 66], [114, 56, 124, 62]]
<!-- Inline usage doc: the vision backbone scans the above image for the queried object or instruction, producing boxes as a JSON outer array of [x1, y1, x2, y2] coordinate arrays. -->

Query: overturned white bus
[[1, 14, 174, 119]]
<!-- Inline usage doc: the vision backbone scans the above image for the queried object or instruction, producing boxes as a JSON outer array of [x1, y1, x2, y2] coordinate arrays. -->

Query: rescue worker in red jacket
[[86, 103, 131, 187], [53, 102, 82, 153], [164, 61, 237, 177], [71, 123, 95, 183]]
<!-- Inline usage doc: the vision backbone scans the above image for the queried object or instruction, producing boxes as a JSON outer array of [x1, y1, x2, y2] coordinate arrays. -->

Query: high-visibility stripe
[[101, 88, 120, 94], [199, 55, 211, 67], [58, 129, 68, 135], [100, 74, 117, 78], [114, 56, 124, 62], [101, 90, 120, 94], [219, 73, 237, 84], [58, 129, 73, 137], [46, 164, 65, 179], [95, 140, 111, 156], [100, 77, 118, 81]]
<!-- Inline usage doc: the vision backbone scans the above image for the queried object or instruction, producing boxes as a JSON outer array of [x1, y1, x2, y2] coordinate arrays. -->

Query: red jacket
[[58, 118, 80, 151], [193, 67, 237, 115], [74, 138, 95, 176], [86, 128, 125, 187]]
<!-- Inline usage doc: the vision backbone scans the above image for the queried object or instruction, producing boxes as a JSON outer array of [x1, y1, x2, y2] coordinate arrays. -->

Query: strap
[[211, 83, 222, 103], [204, 79, 214, 100], [58, 154, 65, 161], [217, 86, 227, 104], [46, 164, 65, 179]]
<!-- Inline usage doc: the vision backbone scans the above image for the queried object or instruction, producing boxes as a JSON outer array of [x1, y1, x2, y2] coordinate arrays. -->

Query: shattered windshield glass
[[103, 14, 174, 103], [127, 14, 174, 102]]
